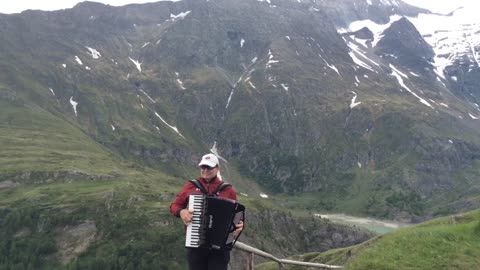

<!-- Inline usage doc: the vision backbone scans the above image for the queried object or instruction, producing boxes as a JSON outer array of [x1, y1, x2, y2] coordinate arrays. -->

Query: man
[[170, 153, 244, 270]]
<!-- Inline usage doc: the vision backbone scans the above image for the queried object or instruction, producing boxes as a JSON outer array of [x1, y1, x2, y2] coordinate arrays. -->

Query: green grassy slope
[[0, 100, 130, 181], [257, 209, 480, 270]]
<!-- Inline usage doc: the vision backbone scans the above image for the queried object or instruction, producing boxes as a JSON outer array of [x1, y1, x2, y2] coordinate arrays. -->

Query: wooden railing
[[234, 241, 344, 269]]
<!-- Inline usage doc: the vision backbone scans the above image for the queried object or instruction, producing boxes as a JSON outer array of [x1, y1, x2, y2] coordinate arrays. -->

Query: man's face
[[200, 165, 218, 181]]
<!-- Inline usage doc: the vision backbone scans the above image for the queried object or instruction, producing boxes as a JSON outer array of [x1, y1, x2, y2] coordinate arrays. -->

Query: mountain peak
[[376, 16, 434, 69]]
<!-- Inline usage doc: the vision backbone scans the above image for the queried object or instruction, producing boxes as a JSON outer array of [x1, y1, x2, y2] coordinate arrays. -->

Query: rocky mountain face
[[376, 17, 435, 69], [1, 0, 480, 223]]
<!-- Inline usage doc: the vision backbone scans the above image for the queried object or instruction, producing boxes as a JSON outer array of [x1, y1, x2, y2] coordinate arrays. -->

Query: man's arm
[[169, 182, 191, 217]]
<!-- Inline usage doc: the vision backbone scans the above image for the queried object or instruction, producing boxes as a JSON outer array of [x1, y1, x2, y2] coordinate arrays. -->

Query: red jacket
[[170, 176, 238, 217]]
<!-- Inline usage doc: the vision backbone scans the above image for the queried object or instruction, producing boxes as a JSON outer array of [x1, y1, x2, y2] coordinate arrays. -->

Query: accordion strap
[[189, 179, 231, 196]]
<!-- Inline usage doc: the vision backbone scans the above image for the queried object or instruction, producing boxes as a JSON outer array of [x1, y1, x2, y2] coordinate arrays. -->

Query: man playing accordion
[[170, 153, 244, 270]]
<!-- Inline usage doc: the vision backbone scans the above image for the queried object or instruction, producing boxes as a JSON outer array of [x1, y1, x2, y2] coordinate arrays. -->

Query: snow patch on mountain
[[154, 112, 185, 138], [318, 54, 341, 76], [350, 91, 361, 108], [70, 97, 79, 116], [406, 6, 480, 78], [86, 47, 101, 59], [389, 65, 433, 108], [344, 38, 376, 72], [266, 50, 279, 68], [339, 15, 402, 47], [469, 113, 479, 120], [170, 11, 191, 21], [75, 56, 83, 65], [176, 79, 186, 90], [225, 89, 235, 109], [139, 89, 155, 103], [129, 57, 142, 72], [410, 72, 420, 77], [353, 37, 370, 49]]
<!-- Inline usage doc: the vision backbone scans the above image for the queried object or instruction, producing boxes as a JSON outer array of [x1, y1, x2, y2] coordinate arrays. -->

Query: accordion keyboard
[[185, 194, 205, 248]]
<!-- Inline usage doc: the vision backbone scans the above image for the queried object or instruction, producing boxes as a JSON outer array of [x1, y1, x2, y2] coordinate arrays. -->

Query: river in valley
[[314, 213, 410, 234]]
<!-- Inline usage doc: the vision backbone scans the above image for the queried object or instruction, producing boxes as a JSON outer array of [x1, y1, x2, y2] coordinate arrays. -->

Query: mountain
[[407, 6, 480, 106], [336, 2, 480, 219], [1, 0, 480, 219], [1, 0, 480, 268]]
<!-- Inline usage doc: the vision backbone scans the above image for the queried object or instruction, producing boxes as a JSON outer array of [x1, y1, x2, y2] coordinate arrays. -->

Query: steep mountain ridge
[[0, 0, 479, 222]]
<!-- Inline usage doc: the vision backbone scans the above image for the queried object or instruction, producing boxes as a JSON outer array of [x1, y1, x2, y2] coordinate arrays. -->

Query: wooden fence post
[[248, 253, 254, 270]]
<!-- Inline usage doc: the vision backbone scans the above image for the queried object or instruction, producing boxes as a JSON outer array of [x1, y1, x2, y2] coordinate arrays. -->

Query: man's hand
[[233, 221, 244, 236], [180, 209, 193, 225]]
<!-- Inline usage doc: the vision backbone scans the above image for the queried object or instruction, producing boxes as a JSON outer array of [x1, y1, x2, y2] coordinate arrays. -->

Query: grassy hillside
[[257, 209, 480, 270], [0, 100, 130, 181]]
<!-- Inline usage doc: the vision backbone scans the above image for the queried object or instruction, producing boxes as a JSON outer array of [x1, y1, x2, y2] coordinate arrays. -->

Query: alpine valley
[[1, 0, 480, 269]]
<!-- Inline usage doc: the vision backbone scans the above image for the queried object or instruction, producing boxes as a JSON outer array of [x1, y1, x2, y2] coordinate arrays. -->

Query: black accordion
[[185, 194, 245, 250]]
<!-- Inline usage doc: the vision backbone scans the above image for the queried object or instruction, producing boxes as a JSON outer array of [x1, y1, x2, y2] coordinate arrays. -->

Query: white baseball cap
[[198, 153, 219, 168]]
